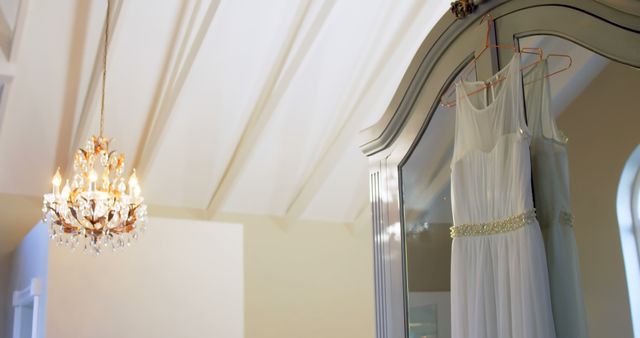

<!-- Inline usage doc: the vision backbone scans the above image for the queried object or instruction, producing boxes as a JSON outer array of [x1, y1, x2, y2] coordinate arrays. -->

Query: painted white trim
[[12, 278, 41, 338], [616, 145, 640, 338], [9, 0, 29, 61]]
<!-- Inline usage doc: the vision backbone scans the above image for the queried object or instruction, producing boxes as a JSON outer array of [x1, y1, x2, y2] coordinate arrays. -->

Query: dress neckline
[[458, 54, 518, 113], [450, 130, 529, 169]]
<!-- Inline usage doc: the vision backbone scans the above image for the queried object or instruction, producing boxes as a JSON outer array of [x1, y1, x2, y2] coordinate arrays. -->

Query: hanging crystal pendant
[[42, 136, 147, 255]]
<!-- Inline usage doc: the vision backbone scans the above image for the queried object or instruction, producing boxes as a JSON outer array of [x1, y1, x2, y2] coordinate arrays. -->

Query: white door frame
[[12, 278, 41, 338]]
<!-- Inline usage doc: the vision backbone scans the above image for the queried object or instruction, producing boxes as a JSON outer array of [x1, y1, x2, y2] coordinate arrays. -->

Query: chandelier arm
[[49, 209, 70, 233], [68, 207, 85, 230], [48, 208, 80, 234], [110, 207, 138, 234]]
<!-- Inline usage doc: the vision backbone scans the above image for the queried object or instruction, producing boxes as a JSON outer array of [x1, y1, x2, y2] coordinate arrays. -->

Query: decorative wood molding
[[369, 159, 408, 338], [359, 0, 640, 157]]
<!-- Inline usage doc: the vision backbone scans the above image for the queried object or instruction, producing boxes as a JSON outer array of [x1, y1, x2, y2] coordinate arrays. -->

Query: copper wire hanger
[[440, 14, 544, 108], [523, 53, 573, 85]]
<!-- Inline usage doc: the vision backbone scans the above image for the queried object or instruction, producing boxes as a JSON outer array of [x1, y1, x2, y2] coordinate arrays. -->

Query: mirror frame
[[360, 1, 640, 337]]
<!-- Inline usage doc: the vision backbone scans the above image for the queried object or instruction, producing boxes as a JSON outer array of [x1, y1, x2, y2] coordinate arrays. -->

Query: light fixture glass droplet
[[42, 0, 147, 255]]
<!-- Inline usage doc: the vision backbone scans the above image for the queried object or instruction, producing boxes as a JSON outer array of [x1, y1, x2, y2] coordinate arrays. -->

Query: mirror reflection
[[402, 75, 463, 338], [402, 104, 454, 338], [401, 35, 640, 338], [521, 35, 640, 338]]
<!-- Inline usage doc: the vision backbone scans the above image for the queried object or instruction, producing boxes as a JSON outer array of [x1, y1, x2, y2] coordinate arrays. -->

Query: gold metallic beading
[[450, 209, 536, 238]]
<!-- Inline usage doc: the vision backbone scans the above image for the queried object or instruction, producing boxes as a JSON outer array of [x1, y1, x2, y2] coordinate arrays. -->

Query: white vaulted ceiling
[[0, 0, 450, 250]]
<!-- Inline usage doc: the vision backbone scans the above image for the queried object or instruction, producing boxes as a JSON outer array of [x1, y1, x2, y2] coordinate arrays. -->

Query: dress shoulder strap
[[524, 59, 568, 143], [503, 54, 531, 137]]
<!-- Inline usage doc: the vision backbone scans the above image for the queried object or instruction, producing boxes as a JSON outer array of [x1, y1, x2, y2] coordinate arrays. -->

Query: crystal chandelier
[[42, 0, 147, 255]]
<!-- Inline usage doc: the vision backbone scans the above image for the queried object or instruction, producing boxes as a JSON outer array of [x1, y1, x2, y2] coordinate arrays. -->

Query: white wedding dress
[[525, 60, 588, 338], [450, 54, 556, 338]]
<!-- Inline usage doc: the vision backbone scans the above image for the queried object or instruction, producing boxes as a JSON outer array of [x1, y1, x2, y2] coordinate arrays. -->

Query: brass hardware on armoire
[[450, 0, 485, 19]]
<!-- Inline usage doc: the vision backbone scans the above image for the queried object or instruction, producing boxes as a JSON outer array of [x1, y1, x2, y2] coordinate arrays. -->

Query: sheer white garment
[[525, 60, 588, 338], [450, 54, 556, 338]]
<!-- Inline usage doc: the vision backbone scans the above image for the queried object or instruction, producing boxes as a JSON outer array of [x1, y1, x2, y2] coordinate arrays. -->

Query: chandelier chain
[[100, 0, 111, 138]]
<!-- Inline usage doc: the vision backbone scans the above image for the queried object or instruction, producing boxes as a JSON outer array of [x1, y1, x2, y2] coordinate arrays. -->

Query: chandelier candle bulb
[[117, 179, 126, 193], [88, 170, 98, 192], [52, 168, 61, 195], [128, 170, 140, 198], [61, 180, 70, 200]]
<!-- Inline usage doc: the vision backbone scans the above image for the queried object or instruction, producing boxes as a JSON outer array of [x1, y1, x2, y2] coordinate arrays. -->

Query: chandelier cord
[[100, 0, 110, 138], [44, 0, 147, 256]]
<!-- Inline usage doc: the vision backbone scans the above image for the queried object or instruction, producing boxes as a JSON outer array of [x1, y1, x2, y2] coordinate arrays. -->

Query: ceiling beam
[[284, 1, 426, 220], [54, 0, 92, 174], [131, 0, 211, 178], [0, 4, 11, 59], [0, 0, 28, 139], [205, 0, 336, 218], [0, 62, 16, 135], [0, 0, 29, 61], [64, 0, 124, 175], [8, 0, 30, 61]]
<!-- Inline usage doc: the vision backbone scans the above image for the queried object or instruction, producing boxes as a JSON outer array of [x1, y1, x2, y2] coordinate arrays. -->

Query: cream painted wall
[[3, 210, 374, 338], [45, 217, 243, 338], [241, 215, 375, 338], [557, 61, 640, 338]]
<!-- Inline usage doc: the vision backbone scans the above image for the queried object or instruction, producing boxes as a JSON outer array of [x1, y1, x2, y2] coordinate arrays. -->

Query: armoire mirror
[[362, 1, 640, 338], [402, 33, 640, 338]]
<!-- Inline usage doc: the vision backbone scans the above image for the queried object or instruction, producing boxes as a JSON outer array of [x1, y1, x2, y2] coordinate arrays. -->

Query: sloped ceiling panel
[[142, 1, 301, 208], [220, 0, 389, 216], [0, 0, 452, 227]]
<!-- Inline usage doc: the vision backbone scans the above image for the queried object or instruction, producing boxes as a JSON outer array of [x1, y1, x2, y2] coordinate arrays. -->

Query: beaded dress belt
[[450, 209, 536, 238], [559, 211, 574, 227]]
